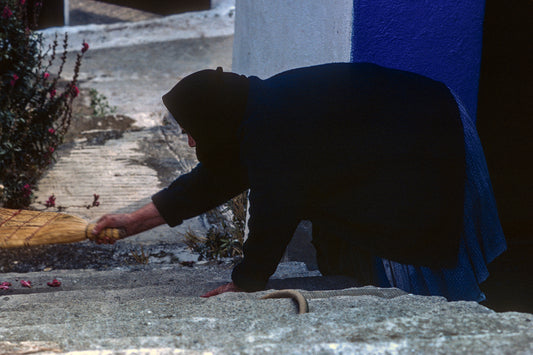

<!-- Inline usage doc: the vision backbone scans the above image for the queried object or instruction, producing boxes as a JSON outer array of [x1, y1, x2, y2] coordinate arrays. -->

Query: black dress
[[153, 63, 489, 296]]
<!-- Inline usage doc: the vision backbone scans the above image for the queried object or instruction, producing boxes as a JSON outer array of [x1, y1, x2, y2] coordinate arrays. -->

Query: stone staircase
[[0, 263, 229, 353], [1, 262, 533, 354]]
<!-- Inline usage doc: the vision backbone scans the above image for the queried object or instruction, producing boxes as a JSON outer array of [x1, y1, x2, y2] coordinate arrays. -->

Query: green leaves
[[89, 88, 116, 117], [0, 0, 86, 208], [183, 193, 248, 262]]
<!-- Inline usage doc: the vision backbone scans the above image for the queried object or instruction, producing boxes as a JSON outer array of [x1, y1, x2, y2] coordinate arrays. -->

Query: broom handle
[[85, 223, 126, 242]]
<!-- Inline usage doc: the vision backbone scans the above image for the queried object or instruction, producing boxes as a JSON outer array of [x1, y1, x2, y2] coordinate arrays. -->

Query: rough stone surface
[[1, 263, 533, 354]]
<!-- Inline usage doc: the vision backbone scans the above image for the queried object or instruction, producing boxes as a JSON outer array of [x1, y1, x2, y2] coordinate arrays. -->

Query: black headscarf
[[162, 67, 249, 171]]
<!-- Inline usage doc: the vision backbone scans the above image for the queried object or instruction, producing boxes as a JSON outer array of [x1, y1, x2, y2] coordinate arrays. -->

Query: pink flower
[[20, 280, 31, 288], [43, 72, 50, 80], [2, 6, 13, 19], [9, 74, 19, 87], [81, 41, 89, 53], [20, 0, 26, 5], [72, 85, 80, 97], [45, 194, 56, 208], [50, 89, 56, 99], [48, 146, 55, 153], [48, 128, 55, 134], [0, 282, 11, 290], [86, 193, 100, 209], [47, 279, 61, 287], [22, 184, 32, 198], [92, 194, 100, 207]]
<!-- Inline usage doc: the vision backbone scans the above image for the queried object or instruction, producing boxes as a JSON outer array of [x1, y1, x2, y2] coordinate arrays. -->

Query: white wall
[[232, 0, 353, 78]]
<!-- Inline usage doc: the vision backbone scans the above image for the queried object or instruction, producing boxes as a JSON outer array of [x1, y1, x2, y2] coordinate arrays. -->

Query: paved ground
[[32, 2, 235, 243], [30, 34, 234, 242]]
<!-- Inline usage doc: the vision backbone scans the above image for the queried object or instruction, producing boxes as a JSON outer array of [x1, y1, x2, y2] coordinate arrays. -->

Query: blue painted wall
[[351, 0, 486, 120]]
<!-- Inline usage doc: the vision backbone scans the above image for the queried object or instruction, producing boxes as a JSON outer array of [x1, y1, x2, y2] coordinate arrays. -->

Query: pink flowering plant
[[0, 0, 87, 207]]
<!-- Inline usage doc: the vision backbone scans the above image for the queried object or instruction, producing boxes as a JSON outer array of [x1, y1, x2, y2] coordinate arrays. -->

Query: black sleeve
[[151, 163, 249, 227], [231, 186, 300, 291]]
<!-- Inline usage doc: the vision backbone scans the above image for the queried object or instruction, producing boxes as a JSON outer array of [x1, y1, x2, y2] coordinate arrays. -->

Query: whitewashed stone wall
[[232, 0, 353, 78]]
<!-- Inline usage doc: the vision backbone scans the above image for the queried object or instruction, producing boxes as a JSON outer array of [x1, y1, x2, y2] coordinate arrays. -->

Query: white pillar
[[232, 0, 354, 78], [63, 0, 69, 26]]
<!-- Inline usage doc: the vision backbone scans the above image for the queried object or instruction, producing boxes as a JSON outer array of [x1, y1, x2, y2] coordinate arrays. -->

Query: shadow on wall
[[97, 0, 210, 16], [32, 0, 211, 28], [477, 0, 533, 314]]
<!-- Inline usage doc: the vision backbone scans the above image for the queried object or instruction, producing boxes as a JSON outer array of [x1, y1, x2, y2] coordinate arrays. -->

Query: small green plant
[[184, 223, 243, 261], [184, 192, 247, 262], [89, 88, 116, 117], [130, 246, 149, 264], [0, 0, 87, 208]]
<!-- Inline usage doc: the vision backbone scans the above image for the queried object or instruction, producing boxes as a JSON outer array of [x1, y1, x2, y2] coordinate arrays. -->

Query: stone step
[[0, 261, 322, 295], [0, 294, 300, 329], [2, 266, 533, 354], [2, 286, 190, 311], [0, 264, 232, 298], [2, 290, 533, 354]]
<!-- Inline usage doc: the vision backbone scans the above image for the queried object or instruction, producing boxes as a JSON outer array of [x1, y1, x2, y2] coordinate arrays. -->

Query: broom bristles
[[0, 208, 124, 248]]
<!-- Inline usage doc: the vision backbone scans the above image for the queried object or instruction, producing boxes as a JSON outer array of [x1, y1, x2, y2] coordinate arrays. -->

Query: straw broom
[[0, 207, 125, 248]]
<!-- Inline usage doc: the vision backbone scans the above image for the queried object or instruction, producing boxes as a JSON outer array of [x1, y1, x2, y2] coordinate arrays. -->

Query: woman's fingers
[[200, 282, 244, 298], [92, 214, 130, 240]]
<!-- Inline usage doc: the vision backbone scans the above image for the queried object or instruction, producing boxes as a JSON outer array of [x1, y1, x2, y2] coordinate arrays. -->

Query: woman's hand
[[92, 202, 166, 243], [201, 282, 244, 298], [92, 213, 134, 238]]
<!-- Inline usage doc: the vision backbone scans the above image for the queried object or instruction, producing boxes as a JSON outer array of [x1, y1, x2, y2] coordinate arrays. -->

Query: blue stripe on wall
[[350, 0, 486, 120]]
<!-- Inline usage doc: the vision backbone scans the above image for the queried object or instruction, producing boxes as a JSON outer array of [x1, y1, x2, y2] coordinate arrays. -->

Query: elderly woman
[[94, 63, 506, 302]]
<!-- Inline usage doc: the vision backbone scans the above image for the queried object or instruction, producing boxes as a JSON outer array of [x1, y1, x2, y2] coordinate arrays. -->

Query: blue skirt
[[375, 91, 506, 302]]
